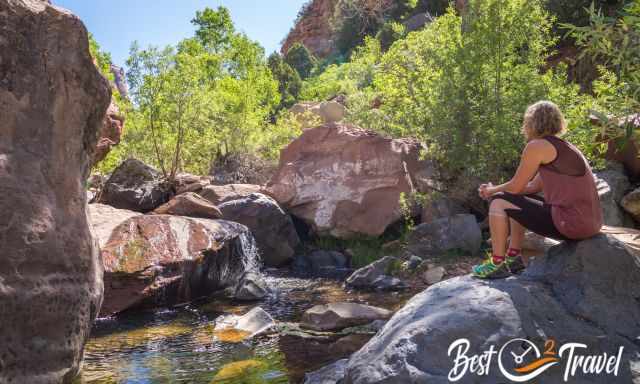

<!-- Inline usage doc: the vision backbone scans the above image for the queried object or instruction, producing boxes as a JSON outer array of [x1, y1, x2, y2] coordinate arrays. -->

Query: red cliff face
[[282, 0, 339, 59]]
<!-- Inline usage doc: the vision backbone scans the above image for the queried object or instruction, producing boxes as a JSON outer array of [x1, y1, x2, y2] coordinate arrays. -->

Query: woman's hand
[[478, 183, 496, 200]]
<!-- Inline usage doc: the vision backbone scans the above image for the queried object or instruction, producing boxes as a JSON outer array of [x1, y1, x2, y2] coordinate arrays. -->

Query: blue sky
[[53, 0, 308, 67]]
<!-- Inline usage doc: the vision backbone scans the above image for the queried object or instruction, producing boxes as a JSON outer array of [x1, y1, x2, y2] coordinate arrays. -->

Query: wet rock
[[153, 192, 222, 219], [214, 307, 276, 340], [92, 98, 124, 166], [421, 196, 466, 224], [0, 0, 110, 382], [99, 158, 174, 212], [234, 272, 269, 301], [99, 215, 255, 316], [304, 359, 349, 384], [301, 302, 393, 332], [88, 203, 142, 247], [218, 193, 300, 267], [407, 214, 482, 258], [345, 256, 406, 291], [422, 266, 445, 285], [595, 163, 633, 226], [343, 231, 640, 383], [266, 122, 432, 238], [199, 183, 263, 205], [293, 250, 351, 278]]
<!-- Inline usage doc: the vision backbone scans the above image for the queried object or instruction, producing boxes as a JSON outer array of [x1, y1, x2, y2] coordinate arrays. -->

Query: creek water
[[76, 271, 419, 384]]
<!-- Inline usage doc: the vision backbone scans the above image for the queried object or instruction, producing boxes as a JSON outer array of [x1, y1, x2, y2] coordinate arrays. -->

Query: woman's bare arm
[[484, 140, 554, 196], [523, 173, 543, 194]]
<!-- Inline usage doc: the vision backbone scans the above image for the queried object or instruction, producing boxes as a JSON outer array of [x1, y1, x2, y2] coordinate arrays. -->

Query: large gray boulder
[[99, 158, 174, 212], [407, 214, 482, 258], [595, 164, 633, 227], [343, 231, 640, 383], [218, 193, 300, 267], [0, 1, 110, 382]]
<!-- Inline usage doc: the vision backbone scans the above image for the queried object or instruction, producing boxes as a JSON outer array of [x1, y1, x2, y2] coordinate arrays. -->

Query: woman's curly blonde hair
[[522, 101, 566, 138]]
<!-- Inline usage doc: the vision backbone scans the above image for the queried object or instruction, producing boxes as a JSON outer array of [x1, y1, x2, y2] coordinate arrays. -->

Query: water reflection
[[79, 272, 420, 384]]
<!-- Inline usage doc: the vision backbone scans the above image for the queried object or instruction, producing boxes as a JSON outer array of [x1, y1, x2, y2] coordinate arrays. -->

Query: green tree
[[284, 42, 318, 79], [376, 21, 406, 51], [353, 0, 588, 189], [562, 1, 639, 155], [191, 6, 235, 52], [268, 52, 302, 111], [88, 33, 114, 82]]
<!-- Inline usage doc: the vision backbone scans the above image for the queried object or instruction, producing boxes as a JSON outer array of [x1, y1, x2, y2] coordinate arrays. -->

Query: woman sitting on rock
[[472, 100, 603, 279]]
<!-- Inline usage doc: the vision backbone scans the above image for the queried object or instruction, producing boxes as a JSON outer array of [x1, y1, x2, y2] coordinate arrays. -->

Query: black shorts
[[490, 192, 568, 241]]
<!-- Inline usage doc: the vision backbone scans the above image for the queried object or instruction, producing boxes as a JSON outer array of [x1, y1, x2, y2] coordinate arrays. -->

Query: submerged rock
[[0, 0, 110, 382], [99, 215, 257, 316], [99, 158, 174, 212], [301, 302, 393, 332], [218, 193, 300, 267], [343, 231, 640, 383], [153, 192, 222, 219], [266, 122, 431, 238], [407, 214, 482, 258]]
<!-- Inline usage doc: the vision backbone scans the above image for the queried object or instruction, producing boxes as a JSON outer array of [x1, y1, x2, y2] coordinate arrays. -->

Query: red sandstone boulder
[[88, 203, 142, 247], [92, 98, 124, 165], [99, 215, 256, 316], [0, 0, 110, 382], [153, 192, 223, 219], [198, 183, 263, 205], [265, 123, 430, 238]]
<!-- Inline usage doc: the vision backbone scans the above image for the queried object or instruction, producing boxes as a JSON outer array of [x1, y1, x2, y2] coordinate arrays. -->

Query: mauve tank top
[[538, 136, 603, 239]]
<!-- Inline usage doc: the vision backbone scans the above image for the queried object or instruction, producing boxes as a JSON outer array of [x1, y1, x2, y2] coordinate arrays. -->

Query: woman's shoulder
[[524, 138, 557, 162]]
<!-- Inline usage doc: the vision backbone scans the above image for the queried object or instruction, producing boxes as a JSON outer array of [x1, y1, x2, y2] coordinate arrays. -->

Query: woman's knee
[[489, 198, 519, 217]]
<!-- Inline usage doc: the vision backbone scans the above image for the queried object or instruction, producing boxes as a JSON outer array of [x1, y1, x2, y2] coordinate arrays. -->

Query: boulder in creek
[[198, 183, 263, 205], [214, 307, 276, 342], [234, 271, 270, 301], [301, 302, 393, 332], [0, 0, 110, 382], [92, 98, 124, 166], [266, 122, 432, 238], [218, 193, 300, 267], [99, 215, 258, 316], [99, 158, 174, 212], [292, 249, 351, 278], [342, 229, 640, 383], [88, 203, 141, 247], [594, 163, 633, 226], [407, 214, 482, 258], [153, 192, 222, 219], [345, 256, 407, 291]]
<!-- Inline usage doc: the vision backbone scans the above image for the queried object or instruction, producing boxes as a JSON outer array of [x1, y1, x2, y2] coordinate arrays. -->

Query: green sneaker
[[472, 258, 511, 279], [506, 254, 526, 273]]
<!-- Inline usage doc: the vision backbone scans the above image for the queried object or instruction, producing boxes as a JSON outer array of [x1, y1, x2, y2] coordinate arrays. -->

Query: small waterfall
[[238, 230, 262, 273]]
